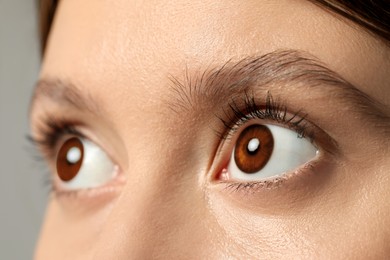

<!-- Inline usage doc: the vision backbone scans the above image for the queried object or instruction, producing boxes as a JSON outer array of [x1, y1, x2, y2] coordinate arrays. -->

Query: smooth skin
[[32, 0, 390, 259]]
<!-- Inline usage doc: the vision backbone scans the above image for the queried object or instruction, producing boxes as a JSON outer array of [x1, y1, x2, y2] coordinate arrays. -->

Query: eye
[[56, 137, 116, 190], [226, 124, 318, 181]]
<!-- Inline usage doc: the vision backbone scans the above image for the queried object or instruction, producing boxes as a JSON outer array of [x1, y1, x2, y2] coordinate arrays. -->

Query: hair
[[38, 0, 389, 54]]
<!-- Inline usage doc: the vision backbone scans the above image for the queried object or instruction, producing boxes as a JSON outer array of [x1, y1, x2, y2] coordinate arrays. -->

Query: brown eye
[[54, 137, 116, 190], [56, 137, 84, 181], [227, 124, 317, 182], [234, 124, 274, 173]]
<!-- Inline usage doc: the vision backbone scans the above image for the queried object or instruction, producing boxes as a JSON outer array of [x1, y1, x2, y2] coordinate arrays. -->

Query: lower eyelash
[[224, 179, 285, 192], [222, 161, 316, 193]]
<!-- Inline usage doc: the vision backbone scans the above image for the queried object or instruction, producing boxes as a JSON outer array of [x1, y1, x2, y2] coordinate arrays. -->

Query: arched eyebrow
[[167, 50, 389, 125], [31, 50, 389, 127], [31, 79, 100, 116]]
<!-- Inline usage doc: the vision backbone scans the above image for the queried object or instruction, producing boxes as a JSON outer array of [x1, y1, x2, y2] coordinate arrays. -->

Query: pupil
[[247, 138, 260, 154]]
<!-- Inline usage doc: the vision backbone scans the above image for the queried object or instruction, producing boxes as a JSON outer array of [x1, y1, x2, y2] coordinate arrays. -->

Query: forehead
[[41, 0, 388, 105]]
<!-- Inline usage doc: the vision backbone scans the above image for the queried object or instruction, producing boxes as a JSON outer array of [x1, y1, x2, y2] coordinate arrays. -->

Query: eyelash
[[222, 162, 316, 194], [29, 92, 316, 195], [214, 91, 317, 191], [217, 91, 314, 142], [29, 118, 84, 158], [28, 118, 86, 195]]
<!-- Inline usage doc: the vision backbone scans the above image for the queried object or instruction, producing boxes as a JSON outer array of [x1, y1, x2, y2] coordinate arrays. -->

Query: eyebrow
[[167, 49, 389, 127], [31, 79, 100, 115], [31, 50, 389, 129]]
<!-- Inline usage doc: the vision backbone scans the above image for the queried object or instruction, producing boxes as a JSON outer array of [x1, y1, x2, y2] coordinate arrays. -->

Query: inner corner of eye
[[216, 167, 230, 181]]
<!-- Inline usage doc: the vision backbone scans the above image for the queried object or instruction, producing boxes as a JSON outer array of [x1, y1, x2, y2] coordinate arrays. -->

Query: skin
[[32, 0, 390, 259]]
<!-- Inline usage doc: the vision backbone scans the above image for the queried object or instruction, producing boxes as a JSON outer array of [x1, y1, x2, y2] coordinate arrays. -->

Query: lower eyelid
[[222, 159, 317, 192], [214, 155, 316, 192], [210, 156, 334, 213], [52, 171, 126, 200], [51, 185, 124, 214]]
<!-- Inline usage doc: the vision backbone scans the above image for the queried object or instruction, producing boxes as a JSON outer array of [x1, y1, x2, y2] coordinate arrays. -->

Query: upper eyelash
[[28, 117, 84, 158], [216, 91, 314, 142]]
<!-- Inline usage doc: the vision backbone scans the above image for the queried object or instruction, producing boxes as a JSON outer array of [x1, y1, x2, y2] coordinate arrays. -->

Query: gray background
[[0, 0, 47, 259]]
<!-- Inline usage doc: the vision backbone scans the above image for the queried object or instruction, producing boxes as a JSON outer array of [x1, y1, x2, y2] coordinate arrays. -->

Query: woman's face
[[32, 0, 390, 258]]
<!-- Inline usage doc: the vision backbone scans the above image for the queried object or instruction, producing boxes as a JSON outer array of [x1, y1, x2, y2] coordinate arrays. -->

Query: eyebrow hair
[[167, 49, 389, 128], [31, 79, 100, 116]]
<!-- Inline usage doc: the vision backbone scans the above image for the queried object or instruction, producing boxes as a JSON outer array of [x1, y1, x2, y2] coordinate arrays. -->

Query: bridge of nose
[[91, 122, 221, 258]]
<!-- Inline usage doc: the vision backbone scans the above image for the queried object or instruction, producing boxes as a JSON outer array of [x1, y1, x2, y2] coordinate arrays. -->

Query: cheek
[[207, 158, 390, 258], [207, 193, 315, 258], [35, 197, 117, 259]]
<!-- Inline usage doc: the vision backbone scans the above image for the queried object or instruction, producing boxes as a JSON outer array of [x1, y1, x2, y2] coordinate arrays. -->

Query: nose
[[91, 139, 216, 259]]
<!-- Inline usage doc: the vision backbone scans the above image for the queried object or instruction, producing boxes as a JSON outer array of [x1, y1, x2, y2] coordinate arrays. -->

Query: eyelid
[[29, 117, 125, 196], [211, 126, 324, 196], [209, 93, 339, 191]]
